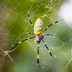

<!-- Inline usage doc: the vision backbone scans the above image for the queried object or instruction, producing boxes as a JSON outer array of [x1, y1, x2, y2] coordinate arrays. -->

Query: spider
[[0, 15, 63, 65], [10, 12, 64, 65]]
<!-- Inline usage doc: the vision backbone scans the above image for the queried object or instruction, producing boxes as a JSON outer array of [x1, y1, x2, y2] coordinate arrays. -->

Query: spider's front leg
[[44, 19, 64, 32], [28, 11, 33, 26]]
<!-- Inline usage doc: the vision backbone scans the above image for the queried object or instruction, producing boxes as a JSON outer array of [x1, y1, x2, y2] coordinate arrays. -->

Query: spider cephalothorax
[[35, 34, 44, 43]]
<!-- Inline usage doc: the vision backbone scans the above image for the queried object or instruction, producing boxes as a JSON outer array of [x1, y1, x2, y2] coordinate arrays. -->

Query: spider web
[[0, 0, 72, 72]]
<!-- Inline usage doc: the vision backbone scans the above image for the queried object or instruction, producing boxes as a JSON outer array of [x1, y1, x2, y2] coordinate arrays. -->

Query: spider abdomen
[[34, 18, 44, 36]]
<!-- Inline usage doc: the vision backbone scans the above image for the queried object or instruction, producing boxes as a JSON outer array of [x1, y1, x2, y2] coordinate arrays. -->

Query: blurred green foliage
[[0, 0, 72, 72]]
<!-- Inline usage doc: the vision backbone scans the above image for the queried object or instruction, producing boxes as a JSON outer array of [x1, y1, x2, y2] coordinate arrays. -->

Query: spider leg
[[36, 43, 40, 64], [44, 19, 64, 32], [11, 36, 35, 51], [28, 11, 33, 26], [45, 33, 53, 36], [42, 40, 53, 57], [0, 36, 35, 64]]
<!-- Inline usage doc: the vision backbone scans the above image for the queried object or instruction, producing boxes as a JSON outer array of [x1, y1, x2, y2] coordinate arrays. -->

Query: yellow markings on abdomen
[[34, 18, 44, 36]]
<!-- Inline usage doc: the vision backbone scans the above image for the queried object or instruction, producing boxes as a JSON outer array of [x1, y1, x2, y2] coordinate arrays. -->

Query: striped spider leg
[[11, 36, 35, 48], [0, 36, 36, 64], [35, 33, 53, 64], [44, 19, 64, 32], [28, 11, 33, 26]]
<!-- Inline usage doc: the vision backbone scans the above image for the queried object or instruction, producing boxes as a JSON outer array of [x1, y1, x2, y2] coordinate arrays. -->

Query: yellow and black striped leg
[[11, 36, 35, 49], [36, 43, 40, 64], [44, 19, 64, 32], [28, 11, 33, 26], [43, 40, 52, 57]]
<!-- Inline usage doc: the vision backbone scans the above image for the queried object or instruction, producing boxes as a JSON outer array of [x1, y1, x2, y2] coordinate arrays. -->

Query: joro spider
[[10, 12, 64, 64], [0, 12, 63, 65]]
